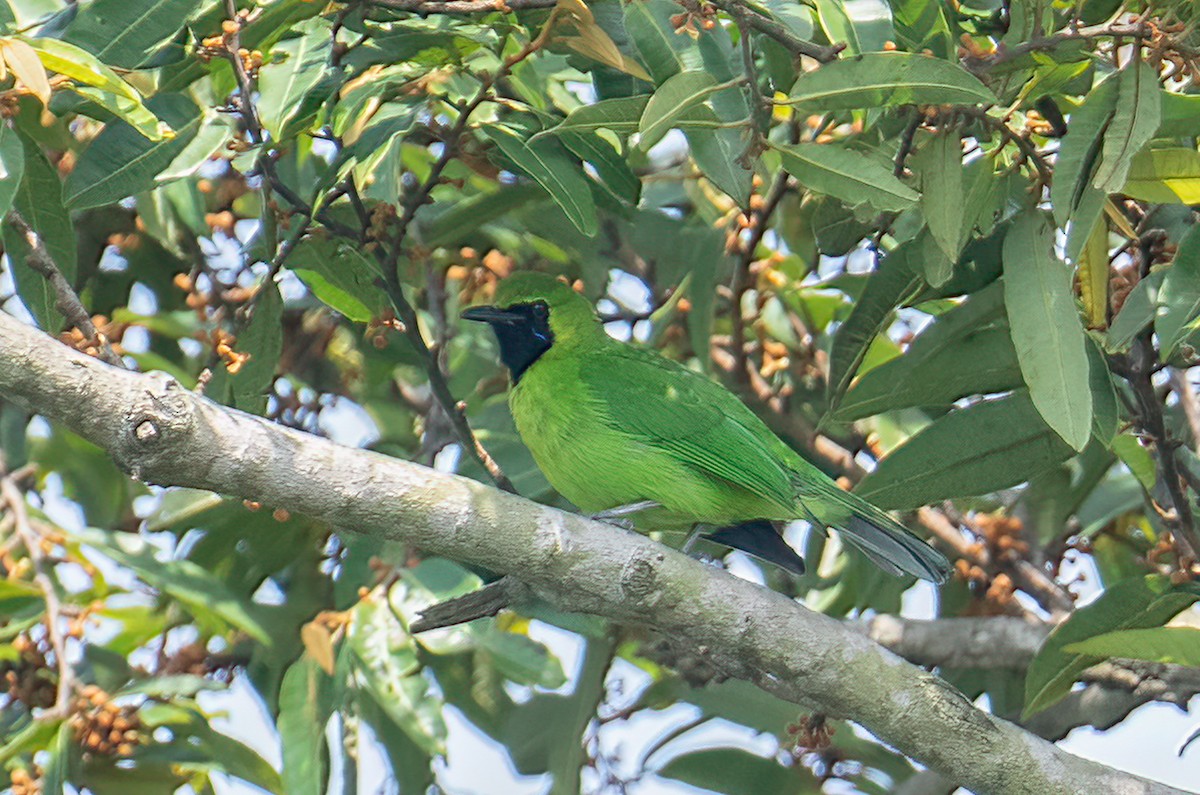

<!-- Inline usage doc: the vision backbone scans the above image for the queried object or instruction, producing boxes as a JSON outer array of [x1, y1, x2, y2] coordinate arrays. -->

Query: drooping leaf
[[0, 123, 23, 218], [1051, 76, 1117, 227], [1003, 210, 1092, 451], [482, 125, 598, 237], [1078, 217, 1109, 328], [637, 69, 720, 150], [856, 391, 1075, 510], [774, 142, 918, 213], [1155, 225, 1200, 362], [258, 18, 333, 140], [826, 242, 922, 406], [784, 52, 994, 110], [278, 656, 333, 795], [1105, 270, 1162, 352], [622, 0, 696, 84], [911, 131, 965, 263], [1092, 60, 1161, 195], [1024, 575, 1200, 716]]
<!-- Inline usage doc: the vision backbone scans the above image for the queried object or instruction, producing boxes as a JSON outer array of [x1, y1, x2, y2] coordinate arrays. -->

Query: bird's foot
[[588, 500, 661, 529]]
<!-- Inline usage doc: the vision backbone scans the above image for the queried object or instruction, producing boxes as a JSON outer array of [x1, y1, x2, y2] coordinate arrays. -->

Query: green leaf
[[912, 131, 965, 263], [1155, 225, 1200, 362], [774, 142, 918, 213], [1092, 60, 1161, 195], [658, 748, 818, 795], [3, 135, 76, 332], [638, 70, 720, 150], [278, 656, 333, 795], [62, 83, 164, 140], [0, 123, 24, 218], [482, 125, 598, 237], [888, 0, 954, 59], [811, 0, 860, 55], [64, 93, 202, 208], [258, 20, 332, 140], [543, 96, 649, 135], [856, 392, 1074, 510], [1122, 147, 1200, 205], [1105, 270, 1162, 352], [0, 578, 43, 615], [76, 527, 273, 645], [230, 279, 283, 414], [1003, 211, 1092, 451], [1024, 575, 1200, 716], [1050, 76, 1117, 227], [1111, 432, 1156, 491], [838, 327, 1020, 421], [784, 52, 994, 110], [288, 235, 386, 321], [622, 0, 695, 83], [140, 703, 284, 793], [477, 628, 566, 689], [40, 720, 72, 795], [827, 242, 922, 406], [1063, 627, 1200, 667], [60, 0, 197, 69], [348, 598, 446, 755]]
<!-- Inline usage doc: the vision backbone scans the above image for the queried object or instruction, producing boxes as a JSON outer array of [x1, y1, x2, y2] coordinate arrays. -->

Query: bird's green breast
[[508, 349, 786, 529]]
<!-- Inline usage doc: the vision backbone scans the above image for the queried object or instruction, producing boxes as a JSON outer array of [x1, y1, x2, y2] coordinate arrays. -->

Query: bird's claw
[[588, 500, 661, 529]]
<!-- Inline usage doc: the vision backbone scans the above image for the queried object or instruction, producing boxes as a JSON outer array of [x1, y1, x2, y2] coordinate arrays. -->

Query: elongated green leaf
[[140, 703, 284, 793], [784, 52, 994, 110], [40, 720, 72, 795], [1093, 60, 1161, 194], [837, 326, 1021, 421], [1078, 217, 1109, 328], [483, 125, 598, 236], [76, 528, 273, 645], [827, 242, 922, 405], [258, 19, 332, 139], [3, 135, 75, 331], [889, 0, 954, 58], [1003, 211, 1092, 451], [24, 36, 140, 103], [1050, 77, 1116, 227], [0, 124, 25, 219], [856, 391, 1074, 510], [546, 96, 648, 135], [349, 599, 446, 755], [1064, 627, 1200, 667], [1024, 575, 1200, 716], [1105, 270, 1162, 352], [622, 0, 695, 83], [230, 279, 283, 414], [61, 0, 196, 69], [1122, 147, 1200, 205], [912, 131, 964, 263], [64, 93, 202, 208], [278, 657, 333, 795], [811, 0, 860, 55], [774, 142, 918, 213], [1161, 91, 1200, 137], [63, 83, 163, 140], [1156, 225, 1200, 362], [658, 748, 816, 795], [638, 70, 719, 150]]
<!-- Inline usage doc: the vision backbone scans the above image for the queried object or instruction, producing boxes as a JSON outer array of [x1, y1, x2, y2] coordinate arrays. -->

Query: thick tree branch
[[0, 312, 1184, 795]]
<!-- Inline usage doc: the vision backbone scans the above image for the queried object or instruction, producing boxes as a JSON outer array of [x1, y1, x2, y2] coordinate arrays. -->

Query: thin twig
[[368, 0, 557, 12], [2, 471, 74, 720], [708, 0, 841, 63], [5, 210, 124, 368]]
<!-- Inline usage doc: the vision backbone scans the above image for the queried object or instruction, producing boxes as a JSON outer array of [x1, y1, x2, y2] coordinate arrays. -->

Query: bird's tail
[[801, 480, 951, 584]]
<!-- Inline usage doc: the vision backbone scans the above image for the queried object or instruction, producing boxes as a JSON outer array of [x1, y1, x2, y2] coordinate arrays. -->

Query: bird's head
[[462, 272, 602, 383]]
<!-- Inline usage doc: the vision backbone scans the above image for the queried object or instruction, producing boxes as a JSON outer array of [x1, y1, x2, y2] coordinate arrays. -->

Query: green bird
[[463, 272, 949, 583]]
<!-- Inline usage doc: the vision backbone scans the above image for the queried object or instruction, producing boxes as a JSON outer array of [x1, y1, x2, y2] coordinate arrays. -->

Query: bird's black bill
[[704, 520, 806, 576], [462, 306, 522, 324]]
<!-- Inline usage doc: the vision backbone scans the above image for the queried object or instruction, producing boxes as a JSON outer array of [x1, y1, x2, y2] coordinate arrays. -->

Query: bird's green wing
[[578, 346, 796, 509]]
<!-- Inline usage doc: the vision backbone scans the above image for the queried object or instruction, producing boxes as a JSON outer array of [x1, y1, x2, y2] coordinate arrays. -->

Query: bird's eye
[[532, 302, 549, 320]]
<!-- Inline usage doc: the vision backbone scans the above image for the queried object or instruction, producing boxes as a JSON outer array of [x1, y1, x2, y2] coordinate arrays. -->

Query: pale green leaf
[[784, 52, 994, 110]]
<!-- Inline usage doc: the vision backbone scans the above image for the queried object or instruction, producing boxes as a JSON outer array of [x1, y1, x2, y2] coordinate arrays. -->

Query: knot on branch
[[115, 374, 195, 483], [620, 551, 665, 604]]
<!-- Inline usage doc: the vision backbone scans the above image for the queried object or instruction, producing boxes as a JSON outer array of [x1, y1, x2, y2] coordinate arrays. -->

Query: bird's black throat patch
[[465, 302, 554, 384]]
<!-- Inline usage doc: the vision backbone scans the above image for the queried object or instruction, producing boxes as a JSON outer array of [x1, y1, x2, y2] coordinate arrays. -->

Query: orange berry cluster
[[70, 686, 142, 758]]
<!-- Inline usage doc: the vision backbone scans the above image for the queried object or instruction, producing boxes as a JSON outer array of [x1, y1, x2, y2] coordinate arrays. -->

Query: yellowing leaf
[[1078, 217, 1109, 329], [0, 39, 51, 107], [301, 620, 336, 675], [1122, 147, 1200, 205], [554, 0, 651, 81]]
